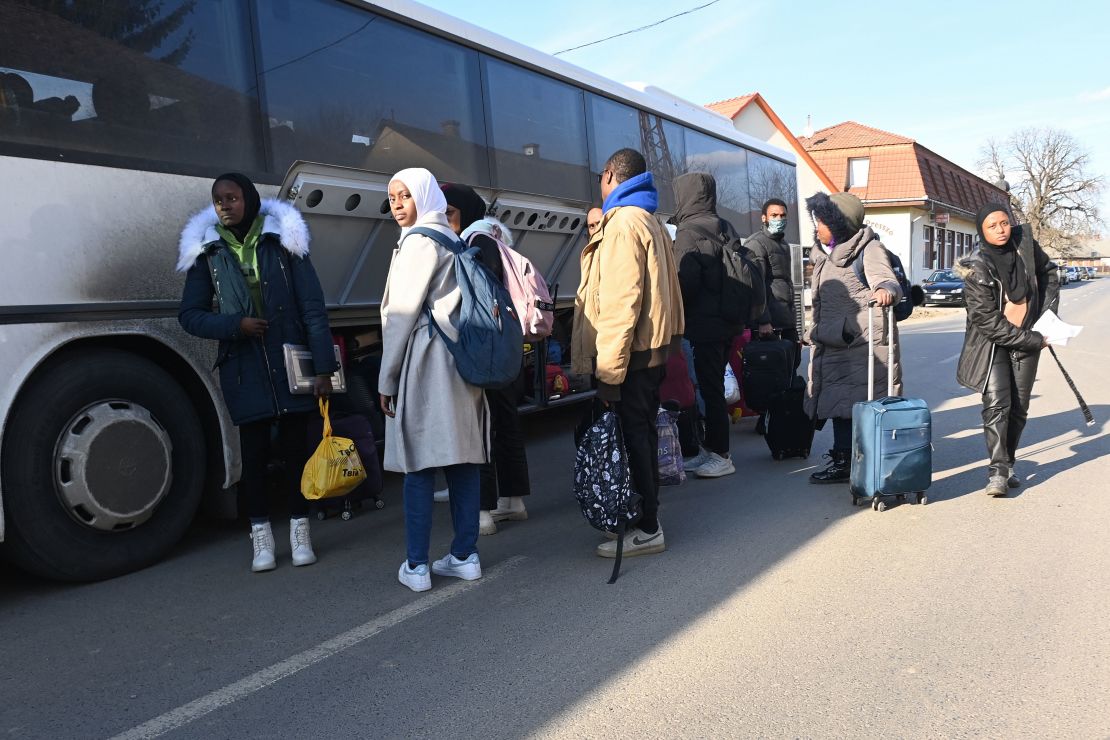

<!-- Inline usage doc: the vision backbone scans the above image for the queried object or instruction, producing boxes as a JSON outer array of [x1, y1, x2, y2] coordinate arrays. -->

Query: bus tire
[[2, 349, 205, 581]]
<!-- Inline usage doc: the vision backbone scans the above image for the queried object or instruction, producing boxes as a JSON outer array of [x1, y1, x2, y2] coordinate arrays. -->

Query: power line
[[553, 0, 722, 56]]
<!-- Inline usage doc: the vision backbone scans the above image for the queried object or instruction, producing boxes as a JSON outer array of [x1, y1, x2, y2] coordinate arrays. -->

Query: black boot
[[810, 449, 850, 484]]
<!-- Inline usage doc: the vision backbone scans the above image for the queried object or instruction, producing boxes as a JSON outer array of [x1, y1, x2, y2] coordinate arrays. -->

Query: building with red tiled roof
[[799, 121, 1008, 283], [706, 92, 836, 248]]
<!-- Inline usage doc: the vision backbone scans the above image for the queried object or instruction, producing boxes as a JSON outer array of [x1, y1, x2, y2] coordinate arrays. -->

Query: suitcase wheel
[[340, 509, 352, 521], [916, 492, 928, 505], [772, 451, 785, 461], [850, 494, 859, 507], [314, 510, 327, 522], [872, 498, 888, 512], [374, 498, 385, 510]]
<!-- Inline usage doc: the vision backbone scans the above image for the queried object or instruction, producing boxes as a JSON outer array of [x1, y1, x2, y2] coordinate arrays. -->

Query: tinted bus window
[[484, 57, 589, 202], [0, 1, 262, 172], [586, 94, 683, 213], [683, 128, 751, 235], [257, 0, 488, 185], [748, 152, 799, 243]]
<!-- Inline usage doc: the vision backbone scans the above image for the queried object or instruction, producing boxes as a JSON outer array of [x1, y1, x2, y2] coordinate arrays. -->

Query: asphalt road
[[3, 278, 1108, 739]]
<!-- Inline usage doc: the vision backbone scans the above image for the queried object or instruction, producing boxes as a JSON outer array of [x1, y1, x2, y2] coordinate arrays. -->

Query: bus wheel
[[2, 349, 205, 581]]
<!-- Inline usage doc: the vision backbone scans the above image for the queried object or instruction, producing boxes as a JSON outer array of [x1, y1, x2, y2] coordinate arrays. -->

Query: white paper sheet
[[1032, 310, 1083, 347]]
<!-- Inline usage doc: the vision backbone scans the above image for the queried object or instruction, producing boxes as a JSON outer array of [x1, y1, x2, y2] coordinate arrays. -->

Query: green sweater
[[216, 216, 264, 316]]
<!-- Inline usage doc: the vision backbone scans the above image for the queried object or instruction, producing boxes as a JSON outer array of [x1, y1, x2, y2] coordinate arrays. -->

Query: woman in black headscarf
[[955, 204, 1059, 497], [441, 183, 532, 535], [178, 173, 337, 571]]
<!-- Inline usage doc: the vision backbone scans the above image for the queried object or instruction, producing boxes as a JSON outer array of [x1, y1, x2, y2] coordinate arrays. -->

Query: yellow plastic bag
[[301, 399, 366, 500]]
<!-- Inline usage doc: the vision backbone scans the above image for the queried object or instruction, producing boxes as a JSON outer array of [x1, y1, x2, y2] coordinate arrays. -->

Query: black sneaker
[[809, 451, 850, 484]]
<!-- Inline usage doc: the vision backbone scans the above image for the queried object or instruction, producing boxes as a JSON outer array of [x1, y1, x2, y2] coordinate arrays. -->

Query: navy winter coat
[[177, 199, 337, 425]]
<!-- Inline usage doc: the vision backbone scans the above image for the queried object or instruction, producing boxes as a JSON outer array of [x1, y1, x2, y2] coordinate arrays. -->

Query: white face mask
[[766, 218, 786, 235]]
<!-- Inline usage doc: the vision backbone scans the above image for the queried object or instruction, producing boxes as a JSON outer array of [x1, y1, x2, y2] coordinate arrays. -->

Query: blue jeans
[[403, 464, 480, 567]]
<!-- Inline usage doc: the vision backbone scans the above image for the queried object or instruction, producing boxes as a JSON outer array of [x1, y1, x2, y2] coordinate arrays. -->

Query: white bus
[[0, 0, 799, 580]]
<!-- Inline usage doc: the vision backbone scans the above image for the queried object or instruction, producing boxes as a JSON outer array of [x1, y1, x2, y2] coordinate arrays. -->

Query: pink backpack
[[463, 220, 554, 341]]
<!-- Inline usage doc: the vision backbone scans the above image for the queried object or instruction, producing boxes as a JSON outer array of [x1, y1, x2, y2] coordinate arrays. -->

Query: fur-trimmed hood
[[176, 198, 310, 272]]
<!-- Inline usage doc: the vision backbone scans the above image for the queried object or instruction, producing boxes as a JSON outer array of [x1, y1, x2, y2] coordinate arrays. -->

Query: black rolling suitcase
[[742, 336, 796, 412], [764, 375, 814, 460]]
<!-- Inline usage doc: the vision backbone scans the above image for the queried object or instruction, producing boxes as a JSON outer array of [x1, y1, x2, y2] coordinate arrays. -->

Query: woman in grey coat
[[379, 167, 490, 592], [803, 192, 902, 484]]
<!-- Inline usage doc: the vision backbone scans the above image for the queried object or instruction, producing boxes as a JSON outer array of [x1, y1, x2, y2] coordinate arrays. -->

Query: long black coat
[[177, 200, 337, 425], [955, 227, 1059, 392]]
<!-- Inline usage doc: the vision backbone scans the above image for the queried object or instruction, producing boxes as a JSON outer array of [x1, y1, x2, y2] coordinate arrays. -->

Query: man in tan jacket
[[572, 148, 684, 558]]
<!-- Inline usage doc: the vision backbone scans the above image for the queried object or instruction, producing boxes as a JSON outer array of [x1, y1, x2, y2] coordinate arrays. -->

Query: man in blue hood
[[572, 148, 684, 560]]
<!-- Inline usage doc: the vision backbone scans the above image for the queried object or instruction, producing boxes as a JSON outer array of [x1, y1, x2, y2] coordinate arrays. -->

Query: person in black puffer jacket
[[178, 173, 337, 573], [670, 172, 741, 479], [955, 204, 1059, 497]]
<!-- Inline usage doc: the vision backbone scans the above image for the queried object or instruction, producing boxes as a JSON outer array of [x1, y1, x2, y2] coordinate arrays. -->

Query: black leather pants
[[980, 346, 1040, 477]]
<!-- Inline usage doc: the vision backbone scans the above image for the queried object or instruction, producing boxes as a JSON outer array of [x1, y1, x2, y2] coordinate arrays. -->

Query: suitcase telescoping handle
[[866, 301, 894, 402]]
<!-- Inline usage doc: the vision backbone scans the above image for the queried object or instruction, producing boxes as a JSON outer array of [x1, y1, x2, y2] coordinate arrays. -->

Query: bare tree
[[978, 128, 1104, 258]]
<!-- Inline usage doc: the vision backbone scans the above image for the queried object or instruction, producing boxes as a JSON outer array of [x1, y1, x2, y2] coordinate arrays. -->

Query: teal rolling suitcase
[[849, 305, 932, 510]]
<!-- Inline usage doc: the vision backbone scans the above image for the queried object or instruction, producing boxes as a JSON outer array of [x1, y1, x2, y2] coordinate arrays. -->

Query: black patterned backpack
[[573, 409, 641, 583]]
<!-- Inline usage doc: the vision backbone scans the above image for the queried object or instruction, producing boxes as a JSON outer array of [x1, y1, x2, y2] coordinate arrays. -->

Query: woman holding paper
[[955, 204, 1059, 497]]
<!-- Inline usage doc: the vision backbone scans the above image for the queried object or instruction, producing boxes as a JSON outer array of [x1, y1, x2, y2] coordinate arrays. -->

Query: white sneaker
[[596, 526, 665, 558], [695, 452, 735, 478], [433, 488, 450, 503], [289, 517, 317, 567], [250, 522, 276, 573], [431, 552, 482, 580], [398, 561, 431, 592], [479, 510, 498, 536], [683, 448, 710, 472], [490, 496, 528, 522]]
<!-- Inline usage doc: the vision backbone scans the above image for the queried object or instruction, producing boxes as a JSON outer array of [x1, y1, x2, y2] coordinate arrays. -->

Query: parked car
[[921, 269, 965, 306], [1065, 266, 1082, 283], [1085, 266, 1099, 279]]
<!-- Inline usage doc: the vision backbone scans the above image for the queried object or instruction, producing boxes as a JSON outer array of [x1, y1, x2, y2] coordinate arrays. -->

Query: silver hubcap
[[54, 400, 173, 531]]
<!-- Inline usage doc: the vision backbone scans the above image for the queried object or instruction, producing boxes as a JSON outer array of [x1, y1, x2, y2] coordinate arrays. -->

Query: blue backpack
[[852, 246, 914, 321], [406, 227, 523, 389]]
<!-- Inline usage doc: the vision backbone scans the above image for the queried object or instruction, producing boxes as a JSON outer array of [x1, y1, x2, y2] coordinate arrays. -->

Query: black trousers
[[692, 339, 731, 456], [238, 412, 311, 521], [479, 382, 531, 511], [981, 346, 1040, 477], [615, 365, 665, 534]]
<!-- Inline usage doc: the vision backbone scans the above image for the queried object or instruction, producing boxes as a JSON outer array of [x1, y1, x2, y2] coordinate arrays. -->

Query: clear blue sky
[[419, 0, 1110, 225]]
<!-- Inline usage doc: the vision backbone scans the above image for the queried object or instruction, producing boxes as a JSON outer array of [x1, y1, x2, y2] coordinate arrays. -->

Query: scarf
[[441, 183, 488, 232], [389, 167, 456, 243], [212, 172, 261, 242], [976, 202, 1026, 303]]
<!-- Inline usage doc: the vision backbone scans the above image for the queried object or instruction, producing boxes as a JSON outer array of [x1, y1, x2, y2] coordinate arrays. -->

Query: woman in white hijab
[[379, 168, 490, 592]]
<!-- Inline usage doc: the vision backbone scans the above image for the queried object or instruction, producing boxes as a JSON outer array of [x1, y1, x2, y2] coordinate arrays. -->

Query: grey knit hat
[[829, 192, 865, 234]]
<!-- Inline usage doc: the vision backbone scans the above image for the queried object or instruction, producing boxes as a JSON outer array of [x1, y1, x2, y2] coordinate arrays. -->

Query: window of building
[[935, 228, 946, 268], [484, 57, 589, 201], [923, 225, 935, 268], [945, 229, 955, 267], [256, 0, 488, 184], [848, 157, 870, 188]]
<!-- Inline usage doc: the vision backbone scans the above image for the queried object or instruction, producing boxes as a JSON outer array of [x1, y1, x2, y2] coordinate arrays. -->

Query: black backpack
[[852, 246, 914, 321], [573, 408, 641, 584], [690, 225, 767, 325]]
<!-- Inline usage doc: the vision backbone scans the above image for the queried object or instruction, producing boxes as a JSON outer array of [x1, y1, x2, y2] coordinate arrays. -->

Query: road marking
[[111, 555, 526, 740]]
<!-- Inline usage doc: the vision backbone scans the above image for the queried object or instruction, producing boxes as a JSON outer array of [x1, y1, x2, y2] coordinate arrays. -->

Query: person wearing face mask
[[178, 173, 336, 573], [745, 198, 800, 434], [379, 168, 490, 592], [745, 199, 798, 346], [955, 204, 1058, 497]]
